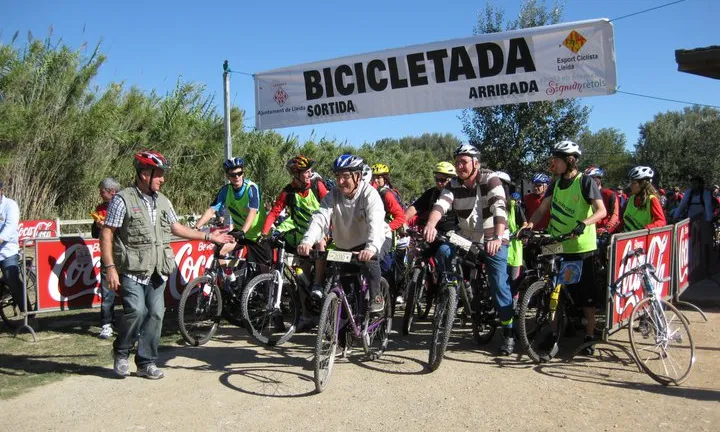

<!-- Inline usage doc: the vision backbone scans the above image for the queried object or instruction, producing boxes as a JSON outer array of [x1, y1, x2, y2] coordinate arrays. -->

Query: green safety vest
[[548, 174, 597, 254], [113, 187, 176, 277], [623, 195, 656, 232], [507, 199, 523, 267], [225, 181, 266, 241], [279, 180, 322, 247]]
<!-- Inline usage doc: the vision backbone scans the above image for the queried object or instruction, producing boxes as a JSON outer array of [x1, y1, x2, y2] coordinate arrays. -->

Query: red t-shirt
[[523, 192, 549, 230]]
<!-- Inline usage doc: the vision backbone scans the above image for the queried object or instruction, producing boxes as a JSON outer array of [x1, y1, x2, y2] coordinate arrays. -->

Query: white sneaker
[[98, 324, 113, 339]]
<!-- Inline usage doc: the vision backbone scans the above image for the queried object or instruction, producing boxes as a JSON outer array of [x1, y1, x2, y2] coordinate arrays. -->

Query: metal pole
[[223, 60, 232, 161]]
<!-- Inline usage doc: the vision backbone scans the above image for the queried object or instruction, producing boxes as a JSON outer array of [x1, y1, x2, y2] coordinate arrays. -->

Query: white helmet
[[495, 171, 511, 183], [361, 164, 372, 184], [628, 166, 654, 181], [552, 140, 582, 157], [453, 144, 480, 158]]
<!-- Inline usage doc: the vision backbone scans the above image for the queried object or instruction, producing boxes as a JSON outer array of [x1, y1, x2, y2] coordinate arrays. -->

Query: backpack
[[379, 186, 405, 210]]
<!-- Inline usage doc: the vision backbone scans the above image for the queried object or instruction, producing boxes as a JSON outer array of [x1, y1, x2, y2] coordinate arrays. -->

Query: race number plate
[[448, 232, 472, 251], [326, 250, 353, 263], [540, 242, 563, 256]]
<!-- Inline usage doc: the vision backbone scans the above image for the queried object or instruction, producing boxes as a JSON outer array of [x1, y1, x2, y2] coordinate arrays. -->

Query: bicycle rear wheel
[[428, 283, 458, 371], [0, 269, 37, 329], [241, 272, 299, 347], [177, 275, 222, 346], [629, 297, 695, 386], [368, 279, 392, 359], [314, 291, 340, 393], [402, 268, 423, 335], [518, 280, 563, 363]]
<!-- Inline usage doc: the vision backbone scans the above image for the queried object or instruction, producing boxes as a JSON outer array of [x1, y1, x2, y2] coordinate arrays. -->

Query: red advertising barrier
[[607, 226, 673, 333], [33, 237, 215, 312], [673, 219, 691, 298], [18, 219, 58, 246]]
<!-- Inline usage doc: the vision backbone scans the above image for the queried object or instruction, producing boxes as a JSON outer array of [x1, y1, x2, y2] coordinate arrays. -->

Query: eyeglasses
[[227, 171, 243, 178], [334, 173, 354, 181], [434, 177, 449, 183]]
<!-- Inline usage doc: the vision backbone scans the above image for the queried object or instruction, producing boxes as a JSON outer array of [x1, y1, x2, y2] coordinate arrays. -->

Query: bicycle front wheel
[[629, 297, 695, 386], [402, 268, 423, 335], [518, 280, 562, 363], [314, 291, 340, 393], [177, 275, 222, 346], [241, 272, 299, 347], [428, 283, 458, 372]]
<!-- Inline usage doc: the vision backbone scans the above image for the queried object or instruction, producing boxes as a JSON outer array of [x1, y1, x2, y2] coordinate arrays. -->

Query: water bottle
[[225, 268, 237, 289], [295, 267, 311, 288]]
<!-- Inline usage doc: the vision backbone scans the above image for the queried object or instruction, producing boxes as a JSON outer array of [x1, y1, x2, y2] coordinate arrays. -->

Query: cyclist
[[496, 171, 526, 308], [518, 140, 607, 355], [261, 155, 329, 326], [0, 180, 24, 317], [370, 163, 407, 302], [423, 144, 515, 356], [524, 173, 551, 231], [196, 157, 271, 264], [620, 166, 666, 231], [584, 166, 620, 236], [297, 154, 392, 313], [404, 162, 458, 233]]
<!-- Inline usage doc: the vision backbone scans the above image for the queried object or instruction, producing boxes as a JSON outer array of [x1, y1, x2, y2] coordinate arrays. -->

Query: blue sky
[[2, 0, 718, 151]]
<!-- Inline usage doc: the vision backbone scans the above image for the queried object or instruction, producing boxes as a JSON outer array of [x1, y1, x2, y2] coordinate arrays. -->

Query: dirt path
[[3, 309, 718, 431]]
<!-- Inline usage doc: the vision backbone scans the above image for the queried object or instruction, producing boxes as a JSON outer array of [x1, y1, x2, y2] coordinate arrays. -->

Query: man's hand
[[358, 249, 374, 262], [423, 225, 437, 243], [486, 238, 501, 256], [209, 229, 234, 244], [106, 267, 120, 291], [297, 243, 312, 256]]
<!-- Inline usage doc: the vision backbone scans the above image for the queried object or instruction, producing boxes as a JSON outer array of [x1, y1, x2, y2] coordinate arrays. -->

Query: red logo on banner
[[676, 220, 690, 294], [18, 220, 57, 246]]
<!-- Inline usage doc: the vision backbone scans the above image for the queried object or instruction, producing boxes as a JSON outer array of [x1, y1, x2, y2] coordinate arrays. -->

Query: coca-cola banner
[[18, 219, 58, 246], [34, 237, 215, 312], [607, 226, 673, 332], [674, 219, 690, 297]]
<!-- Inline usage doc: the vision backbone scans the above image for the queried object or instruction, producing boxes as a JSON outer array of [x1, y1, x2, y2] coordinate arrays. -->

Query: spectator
[[0, 180, 25, 316], [91, 177, 122, 339], [523, 173, 551, 230], [673, 175, 713, 222]]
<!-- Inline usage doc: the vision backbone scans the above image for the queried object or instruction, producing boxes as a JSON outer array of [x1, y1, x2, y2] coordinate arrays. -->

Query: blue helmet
[[223, 157, 245, 172], [332, 154, 365, 173], [584, 166, 605, 178], [511, 192, 521, 201], [532, 173, 551, 184]]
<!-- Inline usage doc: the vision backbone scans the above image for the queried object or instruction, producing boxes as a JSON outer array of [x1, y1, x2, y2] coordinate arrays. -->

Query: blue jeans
[[113, 274, 166, 367], [436, 243, 513, 327], [99, 272, 116, 326], [1, 254, 25, 312]]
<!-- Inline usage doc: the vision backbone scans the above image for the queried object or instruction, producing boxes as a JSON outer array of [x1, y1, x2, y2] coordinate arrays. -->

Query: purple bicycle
[[312, 250, 392, 393]]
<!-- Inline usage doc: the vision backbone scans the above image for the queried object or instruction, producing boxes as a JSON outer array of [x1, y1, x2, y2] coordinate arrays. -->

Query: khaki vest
[[112, 187, 176, 277]]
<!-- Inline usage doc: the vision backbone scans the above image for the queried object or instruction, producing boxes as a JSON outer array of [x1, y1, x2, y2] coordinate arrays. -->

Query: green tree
[[460, 0, 590, 181], [635, 106, 720, 188], [576, 127, 632, 188]]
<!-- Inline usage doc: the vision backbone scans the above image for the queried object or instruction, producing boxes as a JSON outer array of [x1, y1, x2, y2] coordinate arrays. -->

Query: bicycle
[[611, 247, 695, 385], [312, 249, 392, 393], [241, 232, 321, 346], [0, 258, 37, 329], [427, 232, 498, 372], [516, 231, 578, 363], [401, 229, 437, 335], [177, 235, 265, 346]]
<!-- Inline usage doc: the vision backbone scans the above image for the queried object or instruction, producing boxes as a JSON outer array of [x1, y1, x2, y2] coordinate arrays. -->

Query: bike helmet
[[628, 166, 654, 181], [453, 144, 480, 158], [584, 166, 605, 178], [511, 192, 521, 201], [532, 173, 551, 184], [552, 140, 582, 157], [134, 151, 171, 170], [332, 154, 365, 173], [371, 163, 390, 175], [223, 157, 245, 172], [495, 171, 511, 183], [361, 164, 373, 184], [433, 161, 456, 176], [286, 155, 314, 174]]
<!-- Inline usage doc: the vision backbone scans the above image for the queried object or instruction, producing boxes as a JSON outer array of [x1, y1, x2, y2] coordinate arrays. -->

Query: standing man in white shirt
[[0, 180, 25, 314]]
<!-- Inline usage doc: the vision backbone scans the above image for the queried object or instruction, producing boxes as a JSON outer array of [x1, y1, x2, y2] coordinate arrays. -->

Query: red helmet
[[134, 151, 171, 170]]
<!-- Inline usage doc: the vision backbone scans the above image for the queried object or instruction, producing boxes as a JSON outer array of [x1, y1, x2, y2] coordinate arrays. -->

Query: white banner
[[254, 19, 616, 130]]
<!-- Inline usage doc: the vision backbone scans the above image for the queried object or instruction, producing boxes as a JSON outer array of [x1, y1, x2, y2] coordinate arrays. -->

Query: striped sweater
[[432, 169, 508, 243]]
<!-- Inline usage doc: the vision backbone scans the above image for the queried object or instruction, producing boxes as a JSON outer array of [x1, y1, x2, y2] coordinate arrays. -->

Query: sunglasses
[[434, 177, 450, 183], [227, 171, 243, 178]]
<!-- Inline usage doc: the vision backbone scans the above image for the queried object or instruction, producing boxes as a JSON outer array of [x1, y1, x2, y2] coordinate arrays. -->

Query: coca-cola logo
[[614, 240, 645, 318], [18, 220, 57, 244], [168, 242, 214, 300], [677, 223, 690, 289], [48, 243, 101, 302], [647, 232, 670, 297]]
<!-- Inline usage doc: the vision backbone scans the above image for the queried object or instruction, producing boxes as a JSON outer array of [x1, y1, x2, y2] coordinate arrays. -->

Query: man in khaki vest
[[100, 151, 233, 379]]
